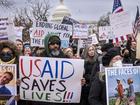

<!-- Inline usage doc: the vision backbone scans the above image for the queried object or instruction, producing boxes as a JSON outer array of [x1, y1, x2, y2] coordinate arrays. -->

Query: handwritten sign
[[19, 56, 84, 103]]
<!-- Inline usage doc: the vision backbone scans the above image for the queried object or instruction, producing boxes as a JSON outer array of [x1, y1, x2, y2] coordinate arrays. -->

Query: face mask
[[97, 49, 102, 55], [112, 60, 122, 67], [0, 52, 13, 62]]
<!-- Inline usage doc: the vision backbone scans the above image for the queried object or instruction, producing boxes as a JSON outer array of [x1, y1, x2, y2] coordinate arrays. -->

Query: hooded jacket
[[0, 40, 19, 64], [41, 34, 65, 58]]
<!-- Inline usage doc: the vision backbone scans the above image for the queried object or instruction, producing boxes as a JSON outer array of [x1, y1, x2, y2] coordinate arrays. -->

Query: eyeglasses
[[49, 42, 60, 45], [1, 51, 13, 56]]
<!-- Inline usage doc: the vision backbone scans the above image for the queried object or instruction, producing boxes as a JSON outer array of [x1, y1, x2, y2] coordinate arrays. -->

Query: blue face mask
[[0, 52, 13, 62]]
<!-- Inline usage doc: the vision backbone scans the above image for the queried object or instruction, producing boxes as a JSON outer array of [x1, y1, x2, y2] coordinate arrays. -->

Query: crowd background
[[0, 30, 139, 105]]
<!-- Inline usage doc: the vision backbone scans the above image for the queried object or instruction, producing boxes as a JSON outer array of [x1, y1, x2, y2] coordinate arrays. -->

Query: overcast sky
[[49, 0, 140, 21], [0, 0, 140, 22]]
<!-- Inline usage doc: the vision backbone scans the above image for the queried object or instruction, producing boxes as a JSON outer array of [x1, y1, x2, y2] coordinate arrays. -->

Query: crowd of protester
[[0, 33, 139, 105]]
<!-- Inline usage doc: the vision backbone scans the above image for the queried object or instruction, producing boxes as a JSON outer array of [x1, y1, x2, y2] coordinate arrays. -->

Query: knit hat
[[101, 43, 114, 52], [48, 36, 61, 46], [102, 47, 121, 66], [23, 43, 30, 49]]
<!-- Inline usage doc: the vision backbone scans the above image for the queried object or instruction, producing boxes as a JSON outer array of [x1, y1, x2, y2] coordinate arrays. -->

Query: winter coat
[[31, 35, 77, 105], [88, 72, 106, 105]]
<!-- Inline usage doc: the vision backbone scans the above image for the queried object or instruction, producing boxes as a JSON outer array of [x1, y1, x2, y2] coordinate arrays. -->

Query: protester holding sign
[[0, 40, 19, 64], [80, 45, 99, 105], [40, 34, 66, 58], [0, 40, 18, 105], [88, 47, 122, 105], [30, 34, 82, 105]]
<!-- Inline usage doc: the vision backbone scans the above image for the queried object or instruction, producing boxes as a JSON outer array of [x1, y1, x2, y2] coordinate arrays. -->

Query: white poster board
[[30, 21, 72, 48], [14, 26, 24, 40], [99, 26, 114, 41], [87, 34, 98, 45], [106, 66, 140, 105], [109, 11, 133, 42], [0, 17, 15, 41], [19, 56, 84, 103], [0, 64, 17, 105], [73, 24, 88, 39]]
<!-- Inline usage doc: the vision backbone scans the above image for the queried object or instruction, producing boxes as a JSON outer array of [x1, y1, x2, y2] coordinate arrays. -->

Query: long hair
[[83, 45, 98, 63]]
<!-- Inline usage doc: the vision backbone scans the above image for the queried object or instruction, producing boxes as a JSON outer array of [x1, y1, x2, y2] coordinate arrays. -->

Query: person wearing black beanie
[[102, 47, 121, 67], [40, 34, 65, 58], [88, 47, 122, 105]]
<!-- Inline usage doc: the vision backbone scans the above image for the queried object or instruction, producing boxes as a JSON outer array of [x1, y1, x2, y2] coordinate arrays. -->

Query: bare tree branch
[[32, 0, 50, 21], [98, 12, 111, 27], [0, 0, 14, 8]]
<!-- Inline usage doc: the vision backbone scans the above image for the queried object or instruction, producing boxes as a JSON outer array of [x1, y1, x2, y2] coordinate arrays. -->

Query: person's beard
[[51, 50, 60, 56]]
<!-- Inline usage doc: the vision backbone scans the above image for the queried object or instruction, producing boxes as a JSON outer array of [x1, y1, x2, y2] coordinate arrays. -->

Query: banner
[[14, 26, 24, 40], [78, 39, 87, 48], [30, 21, 72, 48], [0, 17, 9, 40], [19, 56, 84, 103], [99, 26, 114, 41], [105, 66, 140, 105], [0, 64, 17, 105], [73, 24, 88, 39], [61, 16, 79, 25], [109, 11, 133, 42], [87, 34, 98, 45]]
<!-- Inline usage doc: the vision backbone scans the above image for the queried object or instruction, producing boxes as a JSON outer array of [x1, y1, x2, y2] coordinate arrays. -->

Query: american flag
[[133, 6, 140, 39], [112, 0, 123, 14], [111, 0, 130, 43], [112, 0, 126, 43]]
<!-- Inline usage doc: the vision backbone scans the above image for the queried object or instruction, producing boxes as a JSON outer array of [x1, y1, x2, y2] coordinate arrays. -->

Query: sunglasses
[[49, 42, 60, 45], [1, 51, 13, 56]]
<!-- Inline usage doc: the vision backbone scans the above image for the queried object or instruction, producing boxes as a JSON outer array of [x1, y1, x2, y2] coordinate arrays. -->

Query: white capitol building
[[51, 0, 98, 34], [51, 0, 71, 23]]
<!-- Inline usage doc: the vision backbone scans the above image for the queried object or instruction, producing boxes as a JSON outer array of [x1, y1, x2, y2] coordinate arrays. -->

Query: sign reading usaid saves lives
[[19, 56, 84, 103]]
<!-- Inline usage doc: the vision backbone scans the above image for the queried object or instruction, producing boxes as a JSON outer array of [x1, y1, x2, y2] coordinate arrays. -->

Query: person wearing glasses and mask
[[0, 40, 19, 105], [0, 40, 18, 64]]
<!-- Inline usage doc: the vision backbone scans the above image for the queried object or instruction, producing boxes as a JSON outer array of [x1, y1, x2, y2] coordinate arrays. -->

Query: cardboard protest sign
[[105, 66, 140, 105], [73, 24, 88, 39], [19, 56, 84, 103], [30, 21, 72, 48], [87, 34, 98, 45], [99, 26, 114, 41], [0, 17, 9, 40], [0, 17, 15, 41], [109, 11, 133, 42], [14, 26, 24, 40], [61, 16, 79, 25], [0, 64, 17, 105]]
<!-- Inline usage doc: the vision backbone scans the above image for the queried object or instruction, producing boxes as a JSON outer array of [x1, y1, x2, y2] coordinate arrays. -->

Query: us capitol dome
[[51, 0, 71, 23]]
